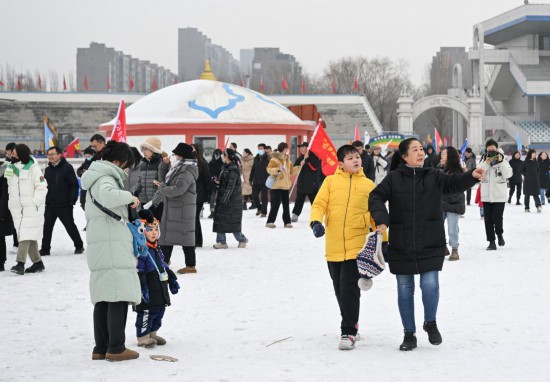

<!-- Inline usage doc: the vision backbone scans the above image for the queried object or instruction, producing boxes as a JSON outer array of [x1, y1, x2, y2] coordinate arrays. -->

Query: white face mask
[[170, 156, 179, 166]]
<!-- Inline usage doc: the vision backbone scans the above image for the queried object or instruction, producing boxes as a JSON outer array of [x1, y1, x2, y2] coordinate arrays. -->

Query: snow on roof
[[100, 80, 307, 127]]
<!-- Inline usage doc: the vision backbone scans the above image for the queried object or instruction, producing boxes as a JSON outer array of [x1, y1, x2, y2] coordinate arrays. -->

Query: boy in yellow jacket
[[310, 144, 376, 351]]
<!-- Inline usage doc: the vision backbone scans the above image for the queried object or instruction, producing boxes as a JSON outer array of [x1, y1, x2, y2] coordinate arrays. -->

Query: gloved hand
[[310, 221, 325, 238], [169, 278, 180, 295], [143, 201, 153, 210], [141, 283, 149, 303]]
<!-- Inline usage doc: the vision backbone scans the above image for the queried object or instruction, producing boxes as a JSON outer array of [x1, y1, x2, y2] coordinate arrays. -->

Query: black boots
[[486, 241, 497, 251], [399, 332, 417, 351], [25, 261, 45, 273], [10, 262, 25, 275], [423, 321, 443, 345], [497, 234, 505, 247]]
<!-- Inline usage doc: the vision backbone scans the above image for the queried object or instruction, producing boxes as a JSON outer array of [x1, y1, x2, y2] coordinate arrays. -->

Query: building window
[[539, 36, 550, 50]]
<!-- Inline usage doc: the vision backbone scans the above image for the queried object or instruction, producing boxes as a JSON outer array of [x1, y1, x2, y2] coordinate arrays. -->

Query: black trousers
[[509, 182, 522, 202], [161, 245, 196, 267], [252, 183, 269, 214], [93, 301, 129, 355], [41, 206, 83, 253], [292, 191, 317, 216], [0, 236, 5, 265], [327, 260, 360, 336], [524, 194, 541, 209], [267, 189, 290, 225], [466, 188, 472, 204], [483, 202, 505, 242], [195, 203, 203, 247]]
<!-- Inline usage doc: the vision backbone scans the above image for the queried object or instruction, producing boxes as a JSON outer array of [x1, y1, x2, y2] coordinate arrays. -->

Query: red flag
[[63, 75, 67, 91], [353, 77, 359, 93], [260, 77, 265, 93], [434, 128, 443, 153], [17, 76, 22, 91], [84, 76, 89, 91], [331, 79, 336, 94], [354, 124, 360, 141], [308, 119, 338, 176], [0, 80, 4, 86], [129, 76, 134, 91], [152, 78, 158, 91], [64, 137, 80, 158], [281, 76, 289, 91], [38, 74, 42, 90], [110, 99, 127, 143], [107, 75, 111, 91], [301, 79, 306, 94]]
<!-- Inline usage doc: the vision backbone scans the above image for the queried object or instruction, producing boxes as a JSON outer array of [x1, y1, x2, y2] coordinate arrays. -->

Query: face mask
[[214, 153, 221, 160], [85, 156, 93, 161], [257, 150, 264, 156], [11, 158, 20, 164], [170, 156, 179, 166]]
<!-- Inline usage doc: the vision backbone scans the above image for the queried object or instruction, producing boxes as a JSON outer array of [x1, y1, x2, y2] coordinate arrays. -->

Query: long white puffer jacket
[[4, 157, 48, 241]]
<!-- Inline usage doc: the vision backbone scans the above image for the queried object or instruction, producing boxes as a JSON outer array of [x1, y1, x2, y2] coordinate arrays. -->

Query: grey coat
[[158, 160, 198, 246]]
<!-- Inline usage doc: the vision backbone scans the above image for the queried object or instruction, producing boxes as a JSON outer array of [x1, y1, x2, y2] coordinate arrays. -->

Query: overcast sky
[[1, 0, 530, 87]]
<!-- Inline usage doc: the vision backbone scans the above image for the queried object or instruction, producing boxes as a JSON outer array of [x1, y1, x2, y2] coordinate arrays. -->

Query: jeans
[[216, 232, 247, 244], [442, 211, 459, 249], [396, 271, 439, 333], [540, 189, 546, 205]]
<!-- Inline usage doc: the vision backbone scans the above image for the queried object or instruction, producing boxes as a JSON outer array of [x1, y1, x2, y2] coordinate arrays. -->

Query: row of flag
[[238, 76, 361, 94]]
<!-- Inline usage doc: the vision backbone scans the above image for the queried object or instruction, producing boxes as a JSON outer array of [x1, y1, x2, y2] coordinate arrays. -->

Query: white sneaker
[[291, 213, 299, 222], [354, 333, 362, 341], [338, 335, 356, 350]]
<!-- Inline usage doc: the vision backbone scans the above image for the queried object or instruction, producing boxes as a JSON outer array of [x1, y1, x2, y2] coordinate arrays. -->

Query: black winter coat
[[250, 153, 270, 186], [135, 246, 172, 311], [45, 157, 79, 207], [213, 163, 243, 233], [209, 158, 223, 179], [294, 152, 323, 194], [77, 156, 97, 206], [360, 152, 376, 182], [369, 164, 478, 275], [522, 159, 540, 196], [538, 158, 550, 189], [508, 158, 524, 184], [441, 167, 466, 215], [196, 159, 212, 205], [0, 167, 14, 237]]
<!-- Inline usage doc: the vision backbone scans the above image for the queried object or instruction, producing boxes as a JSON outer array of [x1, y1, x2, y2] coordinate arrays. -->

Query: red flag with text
[[308, 119, 338, 176], [110, 99, 127, 143], [64, 137, 80, 158]]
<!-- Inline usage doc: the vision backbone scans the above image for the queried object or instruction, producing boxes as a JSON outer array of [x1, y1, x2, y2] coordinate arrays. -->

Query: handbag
[[265, 175, 276, 189]]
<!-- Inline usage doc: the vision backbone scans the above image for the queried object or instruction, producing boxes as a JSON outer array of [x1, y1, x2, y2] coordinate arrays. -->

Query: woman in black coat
[[369, 138, 483, 351], [190, 144, 211, 247], [212, 149, 248, 249], [537, 152, 550, 205], [508, 151, 523, 205], [0, 162, 14, 271], [521, 149, 541, 212], [208, 149, 223, 218]]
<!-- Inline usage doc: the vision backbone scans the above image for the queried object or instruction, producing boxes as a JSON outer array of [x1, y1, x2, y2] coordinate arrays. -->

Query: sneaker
[[284, 224, 293, 228], [213, 243, 229, 249], [486, 241, 497, 251], [74, 247, 85, 254], [10, 262, 24, 275], [444, 246, 450, 256], [105, 348, 139, 362], [537, 206, 542, 213], [338, 335, 356, 350], [354, 333, 362, 341], [137, 334, 157, 348], [291, 213, 299, 222], [497, 235, 505, 247], [177, 266, 197, 274], [25, 261, 45, 273], [238, 240, 248, 248], [39, 249, 50, 256], [256, 210, 261, 216], [265, 223, 276, 228], [423, 321, 442, 345], [150, 331, 166, 345], [449, 248, 459, 261], [399, 332, 417, 351]]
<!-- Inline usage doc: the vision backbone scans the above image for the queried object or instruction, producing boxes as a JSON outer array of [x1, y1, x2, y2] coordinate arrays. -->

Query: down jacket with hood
[[4, 157, 48, 241], [266, 152, 300, 190], [81, 160, 141, 305]]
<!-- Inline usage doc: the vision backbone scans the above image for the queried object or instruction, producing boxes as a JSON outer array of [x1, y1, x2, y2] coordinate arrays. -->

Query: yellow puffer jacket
[[266, 152, 300, 190], [310, 168, 376, 262]]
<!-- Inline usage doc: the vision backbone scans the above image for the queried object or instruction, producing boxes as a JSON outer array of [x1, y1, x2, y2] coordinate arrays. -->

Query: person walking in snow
[[81, 140, 142, 362], [522, 149, 542, 213], [213, 149, 248, 249], [464, 148, 477, 205], [190, 144, 211, 248], [5, 144, 48, 275], [240, 148, 254, 210], [249, 143, 270, 217], [292, 143, 322, 222], [0, 157, 14, 272], [369, 138, 484, 351], [508, 151, 523, 205], [479, 139, 513, 250], [371, 145, 388, 185], [309, 144, 376, 351], [537, 151, 550, 205], [208, 149, 223, 218]]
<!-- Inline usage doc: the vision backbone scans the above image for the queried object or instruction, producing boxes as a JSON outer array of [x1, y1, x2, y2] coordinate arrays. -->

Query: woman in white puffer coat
[[4, 144, 48, 275]]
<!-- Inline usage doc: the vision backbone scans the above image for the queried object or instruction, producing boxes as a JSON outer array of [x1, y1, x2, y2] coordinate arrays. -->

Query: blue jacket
[[136, 245, 172, 311]]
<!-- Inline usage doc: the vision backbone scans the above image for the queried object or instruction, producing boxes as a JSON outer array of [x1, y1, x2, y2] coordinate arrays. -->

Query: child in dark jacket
[[135, 210, 180, 348]]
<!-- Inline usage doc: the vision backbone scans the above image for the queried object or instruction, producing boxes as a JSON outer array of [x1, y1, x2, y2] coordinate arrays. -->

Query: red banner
[[308, 119, 338, 176], [110, 99, 127, 143], [64, 137, 80, 158]]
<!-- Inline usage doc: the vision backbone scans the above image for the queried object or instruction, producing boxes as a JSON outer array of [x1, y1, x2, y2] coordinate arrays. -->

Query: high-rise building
[[249, 48, 302, 93], [178, 27, 240, 83], [76, 42, 176, 93]]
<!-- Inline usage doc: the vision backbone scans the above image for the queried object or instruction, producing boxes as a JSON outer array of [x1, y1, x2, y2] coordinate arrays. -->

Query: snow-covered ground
[[1, 195, 549, 381]]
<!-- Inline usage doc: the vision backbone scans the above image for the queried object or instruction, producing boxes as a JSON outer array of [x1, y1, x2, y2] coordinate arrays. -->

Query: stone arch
[[413, 95, 470, 124], [452, 64, 463, 89]]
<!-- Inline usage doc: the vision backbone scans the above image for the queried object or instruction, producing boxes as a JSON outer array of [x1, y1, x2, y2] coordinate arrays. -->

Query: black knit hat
[[172, 143, 194, 159]]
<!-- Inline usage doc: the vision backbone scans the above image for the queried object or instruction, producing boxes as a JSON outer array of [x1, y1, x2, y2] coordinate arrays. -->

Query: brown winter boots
[[150, 331, 166, 345], [138, 334, 157, 348], [104, 348, 139, 361], [449, 248, 459, 261], [178, 266, 197, 274]]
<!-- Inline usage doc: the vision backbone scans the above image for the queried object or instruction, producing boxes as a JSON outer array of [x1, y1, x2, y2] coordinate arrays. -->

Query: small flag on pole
[[308, 119, 338, 176], [110, 99, 127, 143], [354, 124, 360, 141], [460, 138, 468, 161]]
